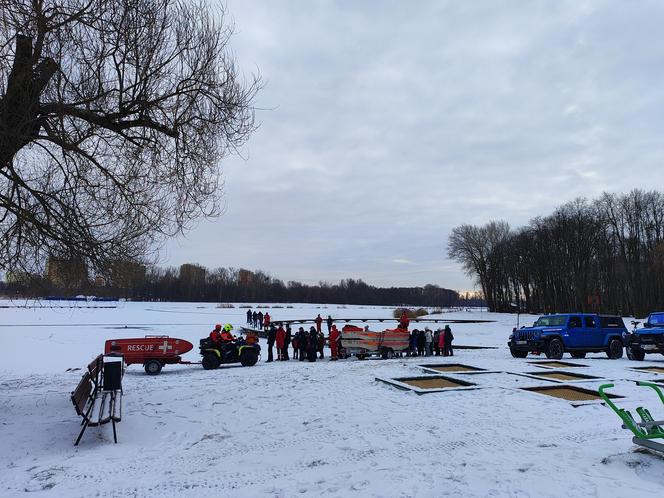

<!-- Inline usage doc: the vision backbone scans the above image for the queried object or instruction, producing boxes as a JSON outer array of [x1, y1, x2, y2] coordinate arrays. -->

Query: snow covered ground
[[1, 301, 664, 497]]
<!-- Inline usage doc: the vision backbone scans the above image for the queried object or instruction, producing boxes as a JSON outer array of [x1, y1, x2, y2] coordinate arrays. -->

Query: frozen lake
[[1, 301, 663, 497]]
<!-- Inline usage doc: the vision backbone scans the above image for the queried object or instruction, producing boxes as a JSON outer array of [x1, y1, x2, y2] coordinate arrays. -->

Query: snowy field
[[1, 301, 664, 497]]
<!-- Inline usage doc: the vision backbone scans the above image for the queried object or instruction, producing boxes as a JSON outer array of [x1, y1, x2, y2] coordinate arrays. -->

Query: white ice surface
[[1, 301, 663, 497]]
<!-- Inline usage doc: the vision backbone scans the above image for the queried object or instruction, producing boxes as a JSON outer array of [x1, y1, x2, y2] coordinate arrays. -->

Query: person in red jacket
[[399, 310, 410, 330], [209, 324, 222, 344], [329, 324, 340, 360], [275, 323, 286, 360], [220, 323, 235, 342], [263, 312, 271, 331], [315, 314, 323, 333]]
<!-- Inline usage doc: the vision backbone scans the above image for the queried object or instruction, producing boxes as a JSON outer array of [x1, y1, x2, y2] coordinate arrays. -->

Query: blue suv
[[625, 312, 664, 361], [508, 313, 627, 360]]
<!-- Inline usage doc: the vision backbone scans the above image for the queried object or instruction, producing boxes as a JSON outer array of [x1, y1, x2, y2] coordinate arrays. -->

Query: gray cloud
[[163, 0, 664, 290]]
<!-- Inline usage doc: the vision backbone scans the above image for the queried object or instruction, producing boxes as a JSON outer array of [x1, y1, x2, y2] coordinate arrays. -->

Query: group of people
[[247, 310, 336, 334], [238, 309, 455, 360], [263, 322, 342, 362], [408, 326, 454, 357], [247, 309, 271, 330], [209, 323, 235, 344]]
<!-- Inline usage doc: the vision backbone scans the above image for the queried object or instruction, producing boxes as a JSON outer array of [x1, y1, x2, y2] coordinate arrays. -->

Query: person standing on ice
[[284, 324, 292, 360], [298, 327, 308, 361], [275, 323, 285, 361], [326, 315, 333, 333], [264, 312, 271, 331], [266, 324, 276, 362], [246, 309, 252, 325], [252, 311, 258, 328], [257, 311, 264, 330], [437, 328, 445, 356], [315, 314, 323, 333], [417, 329, 425, 356], [317, 329, 325, 359], [443, 325, 454, 356], [433, 329, 440, 356], [329, 325, 340, 360], [399, 310, 410, 330], [409, 330, 417, 356], [307, 327, 318, 362], [424, 328, 433, 356], [292, 329, 299, 360]]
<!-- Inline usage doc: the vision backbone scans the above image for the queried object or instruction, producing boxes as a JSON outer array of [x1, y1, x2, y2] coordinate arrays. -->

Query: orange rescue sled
[[105, 335, 194, 375], [340, 325, 409, 359]]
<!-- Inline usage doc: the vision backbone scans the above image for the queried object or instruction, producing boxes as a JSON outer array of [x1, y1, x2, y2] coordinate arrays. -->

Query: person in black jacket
[[257, 311, 264, 330], [443, 325, 454, 356], [252, 311, 258, 328], [326, 315, 333, 333], [284, 325, 292, 361], [298, 327, 307, 362], [307, 327, 318, 362], [317, 330, 325, 359], [246, 309, 252, 325], [409, 330, 417, 356], [416, 329, 425, 356], [266, 324, 276, 362]]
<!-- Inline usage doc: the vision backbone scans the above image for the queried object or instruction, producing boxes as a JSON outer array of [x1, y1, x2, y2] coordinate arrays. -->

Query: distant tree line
[[448, 189, 664, 316], [0, 264, 471, 308]]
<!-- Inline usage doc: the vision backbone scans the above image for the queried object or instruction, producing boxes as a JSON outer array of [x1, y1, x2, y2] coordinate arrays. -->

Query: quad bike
[[200, 335, 261, 370]]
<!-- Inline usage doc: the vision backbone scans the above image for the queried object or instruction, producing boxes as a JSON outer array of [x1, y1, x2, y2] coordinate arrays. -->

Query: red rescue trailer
[[105, 336, 195, 375]]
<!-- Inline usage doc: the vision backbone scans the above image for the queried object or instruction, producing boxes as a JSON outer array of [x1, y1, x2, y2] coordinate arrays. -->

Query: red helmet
[[214, 324, 222, 330]]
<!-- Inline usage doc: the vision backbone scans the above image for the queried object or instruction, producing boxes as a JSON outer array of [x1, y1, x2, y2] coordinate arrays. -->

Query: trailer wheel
[[240, 349, 259, 367], [380, 348, 394, 360], [202, 353, 220, 370], [144, 360, 163, 375]]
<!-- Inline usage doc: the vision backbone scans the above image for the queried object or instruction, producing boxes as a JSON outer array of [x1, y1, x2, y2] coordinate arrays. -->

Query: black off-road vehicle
[[199, 335, 261, 369]]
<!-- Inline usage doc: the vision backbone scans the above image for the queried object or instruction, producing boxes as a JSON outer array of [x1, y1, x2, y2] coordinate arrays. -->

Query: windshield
[[534, 316, 567, 327], [648, 313, 664, 326]]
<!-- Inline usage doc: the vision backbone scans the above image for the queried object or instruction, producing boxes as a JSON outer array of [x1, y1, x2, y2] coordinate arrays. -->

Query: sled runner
[[599, 381, 664, 453]]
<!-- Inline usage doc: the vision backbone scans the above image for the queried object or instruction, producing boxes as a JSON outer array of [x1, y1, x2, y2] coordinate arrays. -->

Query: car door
[[583, 315, 600, 348], [566, 315, 583, 347]]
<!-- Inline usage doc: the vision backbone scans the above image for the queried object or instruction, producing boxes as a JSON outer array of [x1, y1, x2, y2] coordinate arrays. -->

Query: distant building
[[179, 263, 206, 287], [46, 256, 89, 289], [238, 268, 254, 286], [106, 260, 146, 290]]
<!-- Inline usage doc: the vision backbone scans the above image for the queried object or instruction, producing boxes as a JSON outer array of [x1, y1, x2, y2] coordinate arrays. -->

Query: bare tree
[[0, 0, 260, 278], [447, 221, 511, 311]]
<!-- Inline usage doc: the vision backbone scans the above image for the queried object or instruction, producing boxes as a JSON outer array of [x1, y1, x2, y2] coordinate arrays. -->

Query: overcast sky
[[163, 0, 664, 291]]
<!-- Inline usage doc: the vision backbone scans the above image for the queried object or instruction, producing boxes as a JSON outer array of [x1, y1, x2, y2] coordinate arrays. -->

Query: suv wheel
[[546, 338, 564, 360], [626, 347, 645, 361], [510, 348, 528, 358], [606, 338, 623, 359]]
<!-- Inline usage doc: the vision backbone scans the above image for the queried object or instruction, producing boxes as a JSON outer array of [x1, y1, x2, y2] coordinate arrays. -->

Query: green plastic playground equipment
[[598, 381, 664, 453]]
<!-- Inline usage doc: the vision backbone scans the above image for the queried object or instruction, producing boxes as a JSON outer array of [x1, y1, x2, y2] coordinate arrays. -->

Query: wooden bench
[[71, 354, 124, 445]]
